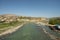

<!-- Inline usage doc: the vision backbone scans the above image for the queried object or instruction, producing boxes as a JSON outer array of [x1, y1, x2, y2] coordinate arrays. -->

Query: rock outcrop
[[0, 14, 20, 23]]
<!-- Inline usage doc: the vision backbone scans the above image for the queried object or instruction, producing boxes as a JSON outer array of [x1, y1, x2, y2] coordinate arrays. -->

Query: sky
[[0, 0, 60, 17]]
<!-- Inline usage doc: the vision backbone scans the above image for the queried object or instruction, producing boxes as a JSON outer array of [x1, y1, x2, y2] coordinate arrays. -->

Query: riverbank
[[0, 23, 25, 36], [37, 23, 60, 40]]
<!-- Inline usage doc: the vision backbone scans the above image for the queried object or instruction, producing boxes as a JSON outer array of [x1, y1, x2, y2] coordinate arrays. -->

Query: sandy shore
[[0, 23, 25, 36]]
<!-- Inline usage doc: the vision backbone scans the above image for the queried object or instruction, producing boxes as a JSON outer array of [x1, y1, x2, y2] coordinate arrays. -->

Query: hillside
[[0, 14, 20, 23]]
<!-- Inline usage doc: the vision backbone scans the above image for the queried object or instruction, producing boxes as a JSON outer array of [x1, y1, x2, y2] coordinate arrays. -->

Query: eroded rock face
[[0, 14, 20, 23]]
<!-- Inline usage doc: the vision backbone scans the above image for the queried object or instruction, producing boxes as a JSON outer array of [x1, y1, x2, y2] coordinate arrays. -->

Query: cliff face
[[0, 14, 20, 23]]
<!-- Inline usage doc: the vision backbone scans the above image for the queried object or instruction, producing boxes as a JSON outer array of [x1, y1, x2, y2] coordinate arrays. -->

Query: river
[[0, 23, 52, 40]]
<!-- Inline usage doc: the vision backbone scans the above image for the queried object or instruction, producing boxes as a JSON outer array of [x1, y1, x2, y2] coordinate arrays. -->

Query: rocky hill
[[0, 14, 49, 24], [0, 14, 20, 23]]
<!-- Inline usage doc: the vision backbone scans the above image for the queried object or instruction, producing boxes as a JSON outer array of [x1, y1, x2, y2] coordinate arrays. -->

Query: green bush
[[49, 18, 60, 25]]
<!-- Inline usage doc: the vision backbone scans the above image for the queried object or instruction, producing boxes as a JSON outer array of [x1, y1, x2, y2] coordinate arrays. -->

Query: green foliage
[[49, 18, 60, 25], [0, 21, 23, 29]]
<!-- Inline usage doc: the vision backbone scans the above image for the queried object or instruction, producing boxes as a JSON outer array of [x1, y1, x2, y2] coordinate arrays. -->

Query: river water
[[0, 23, 52, 40]]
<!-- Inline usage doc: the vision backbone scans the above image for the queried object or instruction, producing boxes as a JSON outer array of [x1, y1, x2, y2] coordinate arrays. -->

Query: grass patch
[[0, 21, 24, 29]]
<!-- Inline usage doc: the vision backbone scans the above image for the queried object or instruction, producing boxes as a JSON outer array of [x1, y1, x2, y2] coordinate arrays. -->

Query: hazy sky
[[0, 0, 60, 17]]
